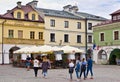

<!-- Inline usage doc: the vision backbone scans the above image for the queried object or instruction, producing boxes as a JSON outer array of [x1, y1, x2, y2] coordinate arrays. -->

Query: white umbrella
[[51, 46, 62, 51], [37, 45, 52, 53], [61, 45, 84, 53], [13, 47, 31, 54], [28, 46, 39, 53]]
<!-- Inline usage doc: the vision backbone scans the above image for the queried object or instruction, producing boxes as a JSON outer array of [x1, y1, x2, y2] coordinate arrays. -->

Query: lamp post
[[85, 18, 88, 59], [1, 20, 6, 65]]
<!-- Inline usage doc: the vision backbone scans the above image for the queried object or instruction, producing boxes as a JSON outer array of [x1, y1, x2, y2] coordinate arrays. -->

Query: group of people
[[25, 55, 93, 80], [68, 56, 93, 81], [26, 55, 51, 78]]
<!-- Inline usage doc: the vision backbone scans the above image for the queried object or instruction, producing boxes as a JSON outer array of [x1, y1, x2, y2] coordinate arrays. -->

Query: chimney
[[27, 0, 38, 8], [70, 6, 79, 13], [63, 5, 72, 12], [17, 1, 22, 8]]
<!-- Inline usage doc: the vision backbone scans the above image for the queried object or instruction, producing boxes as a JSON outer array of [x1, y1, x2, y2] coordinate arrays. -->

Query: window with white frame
[[100, 33, 104, 41], [77, 22, 81, 29], [113, 16, 117, 20], [50, 33, 55, 42], [64, 21, 69, 28], [50, 19, 55, 27], [18, 30, 23, 38], [117, 15, 120, 20], [88, 35, 92, 43], [64, 34, 69, 42], [38, 32, 43, 40], [8, 30, 14, 38], [30, 31, 35, 39], [77, 35, 81, 43], [88, 23, 92, 30], [17, 12, 21, 19], [32, 14, 36, 21], [114, 31, 119, 40]]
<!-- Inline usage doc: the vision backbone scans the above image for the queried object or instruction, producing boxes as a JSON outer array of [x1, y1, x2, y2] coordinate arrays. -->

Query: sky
[[0, 0, 120, 19]]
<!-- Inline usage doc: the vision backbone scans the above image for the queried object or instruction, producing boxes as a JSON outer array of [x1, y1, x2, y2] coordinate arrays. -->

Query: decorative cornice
[[3, 38, 44, 45]]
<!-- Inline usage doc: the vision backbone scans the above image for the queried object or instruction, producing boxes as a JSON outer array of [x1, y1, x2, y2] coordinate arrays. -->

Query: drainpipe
[[2, 19, 6, 65]]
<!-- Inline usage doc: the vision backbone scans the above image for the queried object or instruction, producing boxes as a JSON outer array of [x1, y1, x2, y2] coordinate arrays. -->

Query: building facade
[[0, 1, 44, 64], [33, 2, 106, 50], [93, 9, 120, 64], [0, 0, 107, 64]]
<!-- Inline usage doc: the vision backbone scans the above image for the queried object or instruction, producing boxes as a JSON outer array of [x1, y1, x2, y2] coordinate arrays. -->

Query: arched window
[[98, 50, 107, 60], [17, 12, 21, 19], [32, 14, 35, 20]]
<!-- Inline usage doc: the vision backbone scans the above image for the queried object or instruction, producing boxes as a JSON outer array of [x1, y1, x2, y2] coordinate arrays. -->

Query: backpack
[[75, 62, 80, 72]]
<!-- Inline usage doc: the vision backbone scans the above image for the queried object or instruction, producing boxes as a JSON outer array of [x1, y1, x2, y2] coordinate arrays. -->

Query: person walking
[[68, 60, 74, 80], [26, 55, 31, 71], [33, 57, 40, 77], [75, 57, 81, 81], [41, 56, 51, 78], [86, 56, 93, 79], [80, 58, 87, 80]]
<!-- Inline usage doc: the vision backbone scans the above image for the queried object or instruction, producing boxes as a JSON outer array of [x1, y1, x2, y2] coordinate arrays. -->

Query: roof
[[76, 12, 107, 21], [110, 9, 120, 15], [36, 8, 84, 20], [36, 8, 107, 21], [1, 5, 44, 23], [93, 20, 112, 27]]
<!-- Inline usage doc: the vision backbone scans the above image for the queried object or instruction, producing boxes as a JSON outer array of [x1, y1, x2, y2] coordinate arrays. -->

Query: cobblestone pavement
[[0, 64, 120, 82]]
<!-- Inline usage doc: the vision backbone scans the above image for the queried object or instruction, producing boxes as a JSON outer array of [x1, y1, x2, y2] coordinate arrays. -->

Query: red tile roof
[[93, 20, 113, 27], [110, 9, 120, 15], [0, 5, 44, 23]]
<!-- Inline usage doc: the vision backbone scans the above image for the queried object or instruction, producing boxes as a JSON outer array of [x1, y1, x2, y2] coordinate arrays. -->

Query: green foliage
[[109, 48, 120, 65]]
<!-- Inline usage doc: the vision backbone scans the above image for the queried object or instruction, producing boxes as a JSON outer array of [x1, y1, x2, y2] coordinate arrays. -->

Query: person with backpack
[[80, 58, 87, 80], [75, 57, 81, 81]]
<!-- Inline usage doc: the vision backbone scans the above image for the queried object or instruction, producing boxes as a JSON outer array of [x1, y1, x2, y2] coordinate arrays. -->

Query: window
[[18, 30, 23, 38], [30, 31, 35, 39], [8, 30, 14, 38], [50, 19, 55, 27], [98, 50, 107, 60], [38, 32, 43, 40], [17, 12, 21, 19], [50, 33, 55, 42], [117, 15, 120, 20], [100, 33, 104, 41], [32, 14, 35, 21], [77, 22, 81, 29], [88, 23, 92, 30], [64, 21, 69, 28], [77, 35, 81, 43], [64, 34, 69, 42], [114, 31, 119, 40], [88, 35, 92, 43], [113, 16, 117, 20]]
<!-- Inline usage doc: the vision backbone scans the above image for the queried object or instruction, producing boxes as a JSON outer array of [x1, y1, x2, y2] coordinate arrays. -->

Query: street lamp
[[85, 18, 88, 59], [2, 19, 6, 65]]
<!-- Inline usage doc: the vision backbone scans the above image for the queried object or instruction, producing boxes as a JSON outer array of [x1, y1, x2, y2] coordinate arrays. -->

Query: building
[[93, 9, 120, 64], [0, 1, 44, 64], [0, 0, 107, 64], [32, 2, 107, 57]]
